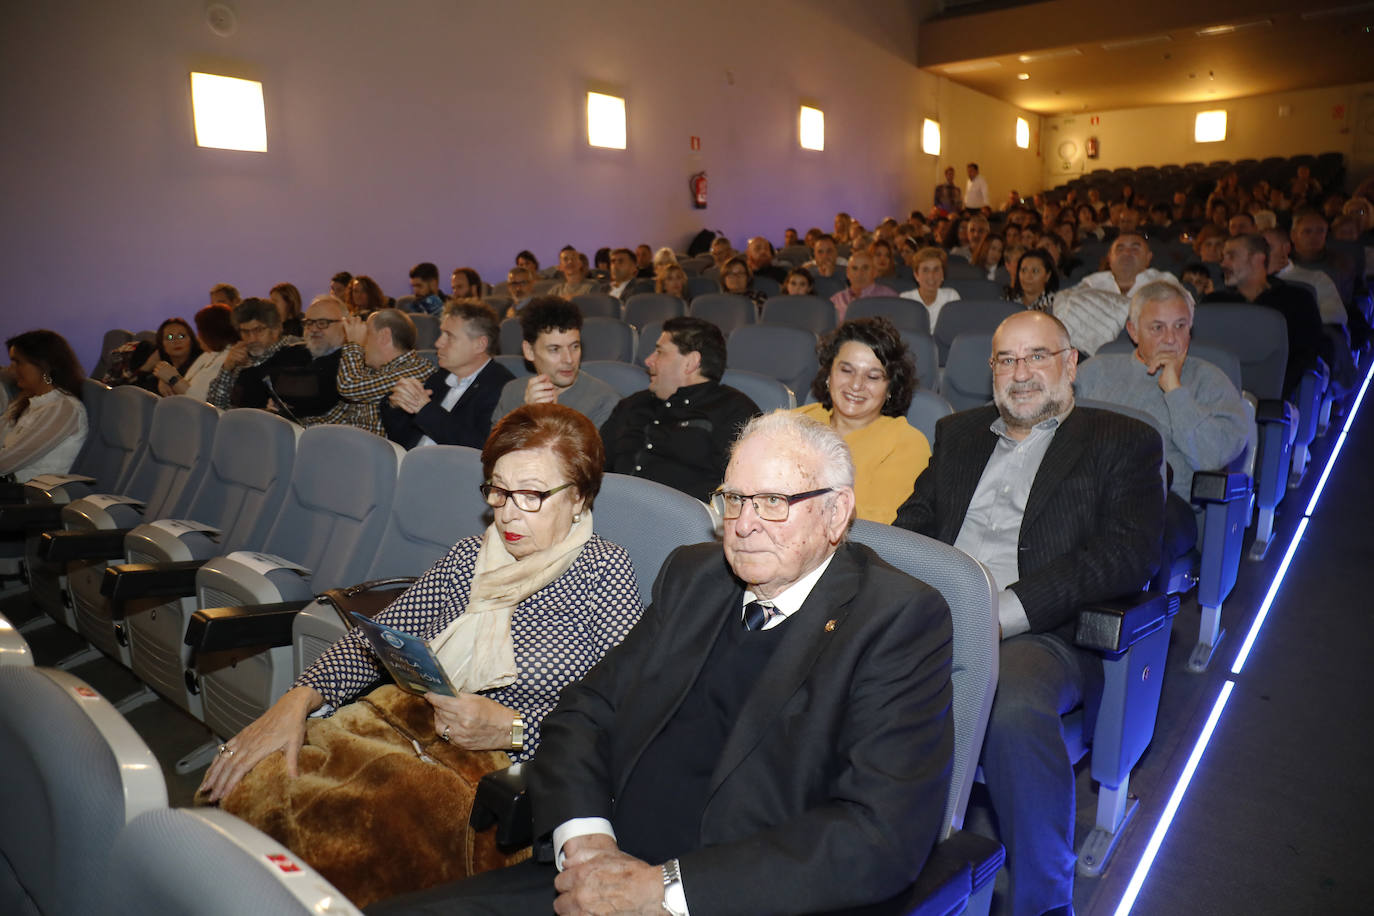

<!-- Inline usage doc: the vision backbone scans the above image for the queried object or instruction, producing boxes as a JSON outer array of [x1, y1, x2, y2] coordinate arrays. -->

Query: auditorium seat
[[932, 301, 1022, 365], [411, 313, 440, 349], [720, 368, 795, 411], [690, 293, 757, 337], [579, 359, 648, 398], [592, 473, 716, 606], [760, 294, 836, 334], [940, 333, 994, 411], [623, 293, 685, 329], [493, 354, 532, 378], [185, 426, 403, 741], [579, 316, 635, 362], [0, 666, 167, 914], [907, 389, 954, 446], [91, 328, 134, 380], [635, 320, 663, 363], [900, 330, 940, 392], [727, 324, 818, 402], [571, 293, 621, 319], [812, 272, 848, 299], [0, 613, 33, 666], [947, 277, 1002, 302], [847, 296, 931, 335], [498, 317, 523, 356], [685, 275, 720, 300]]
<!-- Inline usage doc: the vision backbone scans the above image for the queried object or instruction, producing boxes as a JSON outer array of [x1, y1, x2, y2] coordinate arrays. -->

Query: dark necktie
[[743, 600, 778, 632]]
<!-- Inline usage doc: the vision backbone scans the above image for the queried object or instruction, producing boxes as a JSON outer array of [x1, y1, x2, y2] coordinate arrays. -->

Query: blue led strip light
[[1112, 359, 1374, 915]]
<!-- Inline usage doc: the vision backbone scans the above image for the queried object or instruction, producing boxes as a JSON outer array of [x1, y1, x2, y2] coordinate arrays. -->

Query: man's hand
[[221, 341, 251, 370], [343, 315, 368, 346], [525, 374, 560, 405], [389, 376, 430, 414], [1144, 352, 1184, 393], [553, 845, 664, 916]]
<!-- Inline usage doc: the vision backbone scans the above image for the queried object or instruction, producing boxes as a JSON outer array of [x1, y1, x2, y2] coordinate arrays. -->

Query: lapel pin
[[824, 619, 837, 632]]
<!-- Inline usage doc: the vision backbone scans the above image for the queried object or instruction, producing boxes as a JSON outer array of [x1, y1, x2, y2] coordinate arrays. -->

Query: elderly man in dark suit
[[372, 410, 954, 916], [894, 310, 1164, 916], [381, 300, 513, 449]]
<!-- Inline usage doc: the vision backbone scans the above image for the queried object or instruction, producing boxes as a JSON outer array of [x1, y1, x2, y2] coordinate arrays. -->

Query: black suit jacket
[[380, 360, 515, 449], [894, 405, 1164, 639], [530, 541, 954, 916]]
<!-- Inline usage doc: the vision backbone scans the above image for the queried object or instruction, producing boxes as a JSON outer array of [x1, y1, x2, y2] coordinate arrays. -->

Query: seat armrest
[[0, 503, 66, 534], [1254, 398, 1296, 426], [39, 527, 135, 562], [1191, 470, 1251, 505], [184, 601, 311, 654], [1075, 592, 1180, 657], [102, 558, 209, 606], [470, 763, 534, 854]]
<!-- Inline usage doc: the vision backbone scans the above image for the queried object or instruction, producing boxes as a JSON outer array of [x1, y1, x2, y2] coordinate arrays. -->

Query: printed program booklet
[[350, 612, 458, 697]]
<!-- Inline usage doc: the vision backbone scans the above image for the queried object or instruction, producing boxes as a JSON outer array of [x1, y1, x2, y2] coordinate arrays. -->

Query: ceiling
[[918, 0, 1374, 115]]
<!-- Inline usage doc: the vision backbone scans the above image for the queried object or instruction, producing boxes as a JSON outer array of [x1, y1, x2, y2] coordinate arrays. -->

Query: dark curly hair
[[810, 316, 917, 417]]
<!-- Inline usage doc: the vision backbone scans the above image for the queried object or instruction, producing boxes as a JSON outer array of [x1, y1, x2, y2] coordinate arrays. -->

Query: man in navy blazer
[[895, 311, 1164, 916], [381, 300, 513, 449], [372, 411, 954, 916]]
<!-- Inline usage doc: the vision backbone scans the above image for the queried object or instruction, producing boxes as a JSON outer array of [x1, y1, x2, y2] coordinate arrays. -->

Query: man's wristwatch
[[509, 714, 525, 751], [661, 858, 687, 915]]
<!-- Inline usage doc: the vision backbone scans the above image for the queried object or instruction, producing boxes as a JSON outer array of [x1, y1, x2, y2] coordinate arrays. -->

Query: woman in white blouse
[[1, 330, 88, 482], [899, 246, 962, 332]]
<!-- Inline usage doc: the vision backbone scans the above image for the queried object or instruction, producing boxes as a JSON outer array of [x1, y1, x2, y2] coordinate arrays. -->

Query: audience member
[[605, 248, 651, 302], [795, 318, 930, 523], [329, 272, 352, 302], [971, 233, 1005, 281], [207, 297, 308, 410], [347, 275, 389, 317], [1, 330, 87, 482], [952, 214, 990, 262], [830, 249, 897, 322], [265, 295, 347, 422], [514, 250, 540, 278], [1179, 263, 1214, 299], [1290, 209, 1368, 341], [548, 247, 599, 298], [269, 283, 304, 337], [900, 246, 961, 330], [1005, 248, 1059, 311], [708, 236, 734, 271], [493, 297, 620, 428], [408, 262, 447, 315], [301, 308, 431, 436], [1263, 228, 1347, 327], [802, 233, 846, 295], [656, 264, 689, 300], [382, 299, 513, 449], [895, 310, 1164, 916], [1077, 233, 1183, 298], [209, 283, 241, 307], [781, 267, 815, 295], [720, 255, 767, 310], [504, 266, 536, 316], [450, 267, 483, 301], [148, 317, 206, 397], [964, 162, 990, 210], [181, 305, 238, 402], [374, 410, 953, 916], [637, 244, 658, 277], [745, 237, 788, 285], [600, 317, 759, 502]]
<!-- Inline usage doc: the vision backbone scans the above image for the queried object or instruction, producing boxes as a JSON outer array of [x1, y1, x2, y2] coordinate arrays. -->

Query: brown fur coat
[[209, 686, 528, 907]]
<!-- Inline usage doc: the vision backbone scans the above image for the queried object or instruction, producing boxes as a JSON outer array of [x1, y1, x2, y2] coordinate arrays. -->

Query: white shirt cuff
[[552, 818, 617, 871], [998, 587, 1032, 639]]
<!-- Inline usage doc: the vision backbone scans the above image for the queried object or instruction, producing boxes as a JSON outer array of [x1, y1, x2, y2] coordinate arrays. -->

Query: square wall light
[[800, 105, 824, 151], [922, 119, 941, 156], [587, 92, 627, 149], [190, 72, 266, 152], [1195, 110, 1227, 143], [1016, 117, 1030, 149]]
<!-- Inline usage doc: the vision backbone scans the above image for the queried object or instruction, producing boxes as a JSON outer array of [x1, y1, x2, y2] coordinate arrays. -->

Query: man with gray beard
[[265, 294, 346, 422]]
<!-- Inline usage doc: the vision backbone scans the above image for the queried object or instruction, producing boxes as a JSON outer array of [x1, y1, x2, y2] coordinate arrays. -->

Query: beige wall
[[1042, 82, 1374, 187], [914, 77, 1044, 211]]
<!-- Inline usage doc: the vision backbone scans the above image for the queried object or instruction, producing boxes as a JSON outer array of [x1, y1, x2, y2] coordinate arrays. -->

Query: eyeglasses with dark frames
[[302, 318, 342, 330], [480, 482, 574, 512]]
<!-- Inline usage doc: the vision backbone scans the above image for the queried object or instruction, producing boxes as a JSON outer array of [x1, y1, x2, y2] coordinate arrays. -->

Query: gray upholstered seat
[[727, 324, 818, 400], [592, 472, 717, 606], [932, 300, 1022, 365], [720, 368, 794, 412], [940, 332, 995, 411], [570, 293, 621, 319], [580, 316, 636, 362], [760, 294, 836, 334], [690, 293, 756, 336], [579, 359, 648, 398], [623, 293, 686, 329], [908, 389, 954, 445], [846, 296, 932, 335]]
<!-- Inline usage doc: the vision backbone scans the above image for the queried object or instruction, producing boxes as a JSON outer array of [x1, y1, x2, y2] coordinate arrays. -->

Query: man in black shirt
[[600, 317, 758, 501]]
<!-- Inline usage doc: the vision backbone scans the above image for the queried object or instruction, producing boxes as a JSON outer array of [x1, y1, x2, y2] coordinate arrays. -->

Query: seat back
[[499, 317, 524, 356], [91, 329, 134, 380], [86, 385, 160, 492], [846, 296, 931, 335], [899, 330, 939, 391], [184, 409, 300, 550], [260, 426, 402, 590], [66, 378, 113, 478], [580, 317, 635, 362], [933, 300, 1022, 364], [493, 354, 532, 379], [848, 521, 998, 835], [593, 473, 717, 606], [580, 360, 648, 398], [0, 667, 167, 914], [624, 293, 686, 329], [690, 293, 756, 336], [1191, 303, 1289, 400], [720, 368, 794, 411], [108, 807, 363, 916], [941, 333, 995, 411], [368, 445, 490, 579], [1187, 342, 1245, 394], [411, 313, 440, 350], [685, 275, 720, 301], [908, 389, 954, 445], [727, 324, 818, 400], [118, 395, 220, 518], [760, 295, 835, 334], [636, 321, 663, 362], [947, 277, 1003, 301], [570, 294, 620, 319]]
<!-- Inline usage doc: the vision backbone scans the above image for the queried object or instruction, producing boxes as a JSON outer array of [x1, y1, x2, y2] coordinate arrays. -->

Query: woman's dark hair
[[6, 329, 84, 419], [593, 247, 612, 271], [270, 283, 303, 321], [194, 304, 239, 351], [1009, 248, 1060, 301], [783, 267, 815, 294], [721, 255, 752, 288], [481, 403, 604, 510], [810, 317, 917, 417], [155, 317, 203, 372], [515, 250, 539, 271], [348, 275, 388, 315]]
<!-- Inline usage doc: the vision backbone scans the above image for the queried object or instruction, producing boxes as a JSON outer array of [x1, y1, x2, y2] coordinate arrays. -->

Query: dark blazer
[[380, 359, 515, 450], [894, 405, 1164, 639], [530, 541, 954, 916]]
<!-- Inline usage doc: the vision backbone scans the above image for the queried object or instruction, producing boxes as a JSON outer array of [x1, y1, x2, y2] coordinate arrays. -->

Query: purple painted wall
[[2, 0, 934, 368]]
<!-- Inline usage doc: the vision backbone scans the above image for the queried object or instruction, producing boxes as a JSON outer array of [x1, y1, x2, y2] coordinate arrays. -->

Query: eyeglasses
[[710, 488, 832, 522], [163, 332, 189, 341], [480, 482, 573, 512], [302, 318, 342, 330], [990, 348, 1070, 374]]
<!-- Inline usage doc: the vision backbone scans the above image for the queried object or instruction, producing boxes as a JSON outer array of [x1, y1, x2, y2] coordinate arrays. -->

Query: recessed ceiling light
[[1196, 19, 1271, 37], [942, 60, 1002, 74], [1017, 48, 1083, 63], [1017, 72, 1030, 80]]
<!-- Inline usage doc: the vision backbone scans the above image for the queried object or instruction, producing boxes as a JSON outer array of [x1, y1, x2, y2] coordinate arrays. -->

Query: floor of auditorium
[[5, 376, 1371, 916]]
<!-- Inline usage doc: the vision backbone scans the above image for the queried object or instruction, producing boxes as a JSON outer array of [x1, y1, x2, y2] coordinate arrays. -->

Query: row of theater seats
[[0, 380, 1195, 912], [1050, 152, 1346, 201]]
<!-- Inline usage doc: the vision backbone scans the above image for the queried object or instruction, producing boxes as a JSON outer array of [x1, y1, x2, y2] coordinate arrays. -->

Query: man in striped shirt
[[301, 308, 431, 437]]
